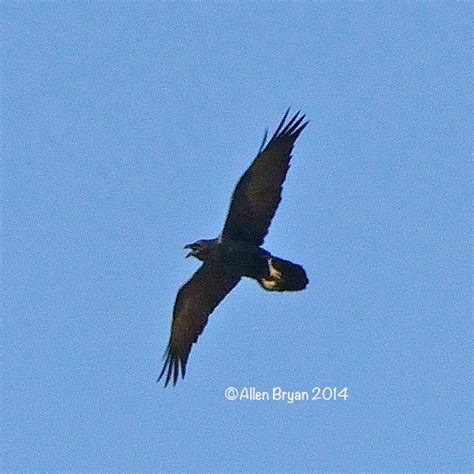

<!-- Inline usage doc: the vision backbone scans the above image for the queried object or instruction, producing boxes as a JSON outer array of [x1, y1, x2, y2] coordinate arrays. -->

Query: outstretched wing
[[220, 110, 308, 246], [158, 263, 240, 387]]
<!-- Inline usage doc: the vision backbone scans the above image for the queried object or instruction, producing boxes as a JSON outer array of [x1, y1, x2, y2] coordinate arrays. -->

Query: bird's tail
[[258, 257, 308, 292]]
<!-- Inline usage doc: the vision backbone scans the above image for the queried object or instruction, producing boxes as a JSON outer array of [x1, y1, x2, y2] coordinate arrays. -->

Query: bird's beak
[[183, 244, 193, 258]]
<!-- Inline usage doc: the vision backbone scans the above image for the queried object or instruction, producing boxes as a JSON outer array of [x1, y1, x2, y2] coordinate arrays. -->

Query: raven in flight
[[159, 110, 309, 386]]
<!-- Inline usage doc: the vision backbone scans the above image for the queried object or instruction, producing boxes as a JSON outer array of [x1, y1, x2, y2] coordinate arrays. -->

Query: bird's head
[[184, 239, 218, 261]]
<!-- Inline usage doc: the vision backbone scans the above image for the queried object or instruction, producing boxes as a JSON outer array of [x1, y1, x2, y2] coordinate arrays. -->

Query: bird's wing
[[158, 263, 240, 387], [220, 110, 308, 246]]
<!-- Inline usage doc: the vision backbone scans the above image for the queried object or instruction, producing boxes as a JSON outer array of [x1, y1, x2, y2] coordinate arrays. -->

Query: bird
[[158, 109, 309, 387]]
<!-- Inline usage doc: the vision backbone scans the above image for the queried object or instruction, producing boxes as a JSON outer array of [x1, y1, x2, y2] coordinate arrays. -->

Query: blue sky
[[3, 2, 472, 472]]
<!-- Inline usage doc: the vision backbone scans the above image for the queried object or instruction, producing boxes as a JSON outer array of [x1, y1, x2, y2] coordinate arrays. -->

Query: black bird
[[159, 110, 309, 386]]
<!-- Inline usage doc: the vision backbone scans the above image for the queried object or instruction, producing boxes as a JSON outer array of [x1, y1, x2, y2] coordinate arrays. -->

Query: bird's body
[[159, 110, 309, 386], [189, 239, 267, 277], [187, 238, 307, 289], [219, 242, 269, 280]]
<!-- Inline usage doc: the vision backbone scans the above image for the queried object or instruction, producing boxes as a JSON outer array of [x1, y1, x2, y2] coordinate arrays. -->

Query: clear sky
[[3, 2, 472, 472]]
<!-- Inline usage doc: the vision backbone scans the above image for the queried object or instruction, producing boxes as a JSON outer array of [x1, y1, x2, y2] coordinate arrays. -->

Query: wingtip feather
[[257, 128, 269, 155], [269, 109, 309, 143], [157, 348, 185, 388], [272, 108, 291, 138]]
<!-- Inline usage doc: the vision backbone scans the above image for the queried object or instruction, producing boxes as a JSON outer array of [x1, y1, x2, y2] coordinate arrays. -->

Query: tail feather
[[259, 257, 308, 292]]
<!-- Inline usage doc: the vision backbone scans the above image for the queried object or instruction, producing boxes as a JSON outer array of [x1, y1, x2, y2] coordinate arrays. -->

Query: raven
[[159, 110, 309, 386]]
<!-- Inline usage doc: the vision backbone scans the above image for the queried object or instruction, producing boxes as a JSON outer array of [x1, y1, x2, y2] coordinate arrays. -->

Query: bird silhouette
[[159, 110, 309, 386]]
